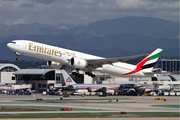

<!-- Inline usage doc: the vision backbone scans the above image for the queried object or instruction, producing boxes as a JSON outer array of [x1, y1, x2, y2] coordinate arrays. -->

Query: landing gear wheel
[[85, 71, 96, 78], [91, 74, 96, 78], [16, 57, 20, 61], [15, 52, 20, 61]]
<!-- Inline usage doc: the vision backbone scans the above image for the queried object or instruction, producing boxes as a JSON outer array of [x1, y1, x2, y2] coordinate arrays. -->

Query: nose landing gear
[[15, 52, 20, 61]]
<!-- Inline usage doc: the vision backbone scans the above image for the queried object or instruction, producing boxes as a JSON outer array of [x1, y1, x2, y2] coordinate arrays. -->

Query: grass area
[[0, 107, 54, 112], [0, 105, 102, 111], [151, 105, 180, 108], [0, 114, 179, 118], [0, 107, 179, 118]]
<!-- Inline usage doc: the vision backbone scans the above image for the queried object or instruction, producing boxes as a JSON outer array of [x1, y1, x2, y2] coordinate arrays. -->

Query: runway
[[0, 94, 179, 119]]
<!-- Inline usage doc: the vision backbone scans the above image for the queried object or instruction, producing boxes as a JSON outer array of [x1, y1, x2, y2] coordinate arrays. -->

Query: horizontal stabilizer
[[144, 71, 170, 77]]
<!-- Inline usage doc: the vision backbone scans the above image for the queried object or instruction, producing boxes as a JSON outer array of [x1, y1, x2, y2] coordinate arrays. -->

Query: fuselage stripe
[[142, 62, 156, 70]]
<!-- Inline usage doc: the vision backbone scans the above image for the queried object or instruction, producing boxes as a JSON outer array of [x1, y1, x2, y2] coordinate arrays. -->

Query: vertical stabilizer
[[60, 70, 77, 86], [140, 48, 162, 73], [124, 48, 162, 75]]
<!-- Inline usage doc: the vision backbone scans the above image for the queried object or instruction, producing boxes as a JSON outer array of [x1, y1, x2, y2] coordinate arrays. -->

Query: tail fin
[[60, 70, 77, 86], [124, 48, 162, 75], [139, 48, 163, 73]]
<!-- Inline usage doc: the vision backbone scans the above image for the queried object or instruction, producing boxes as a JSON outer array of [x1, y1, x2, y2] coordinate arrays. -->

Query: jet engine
[[47, 61, 63, 69], [70, 57, 87, 69]]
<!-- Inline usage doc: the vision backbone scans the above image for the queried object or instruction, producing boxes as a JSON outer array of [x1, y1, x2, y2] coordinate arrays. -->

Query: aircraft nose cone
[[7, 43, 13, 50], [7, 43, 11, 48]]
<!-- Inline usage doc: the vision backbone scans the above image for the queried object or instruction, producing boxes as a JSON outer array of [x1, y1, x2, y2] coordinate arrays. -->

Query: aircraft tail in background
[[60, 70, 77, 86]]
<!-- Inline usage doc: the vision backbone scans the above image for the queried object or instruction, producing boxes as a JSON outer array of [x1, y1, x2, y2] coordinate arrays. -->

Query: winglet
[[60, 70, 77, 85]]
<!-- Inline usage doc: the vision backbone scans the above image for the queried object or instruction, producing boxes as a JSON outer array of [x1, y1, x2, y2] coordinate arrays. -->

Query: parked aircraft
[[7, 40, 163, 78], [0, 83, 16, 91], [60, 69, 131, 94], [133, 83, 155, 94], [133, 83, 174, 95], [136, 75, 180, 91]]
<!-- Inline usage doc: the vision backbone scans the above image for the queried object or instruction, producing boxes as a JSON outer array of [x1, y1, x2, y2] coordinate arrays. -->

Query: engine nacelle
[[71, 57, 87, 69], [47, 61, 63, 69]]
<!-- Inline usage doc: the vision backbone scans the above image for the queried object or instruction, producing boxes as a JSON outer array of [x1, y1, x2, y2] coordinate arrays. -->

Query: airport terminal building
[[0, 59, 179, 91], [0, 64, 93, 91], [13, 69, 60, 91], [0, 64, 63, 90], [0, 63, 20, 85], [157, 59, 180, 74]]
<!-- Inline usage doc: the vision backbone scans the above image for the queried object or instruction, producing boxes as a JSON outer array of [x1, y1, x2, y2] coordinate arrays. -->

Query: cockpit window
[[11, 42, 16, 44]]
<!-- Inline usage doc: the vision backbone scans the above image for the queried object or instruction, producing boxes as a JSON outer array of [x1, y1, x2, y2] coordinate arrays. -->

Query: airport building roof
[[0, 63, 20, 72], [13, 69, 55, 75]]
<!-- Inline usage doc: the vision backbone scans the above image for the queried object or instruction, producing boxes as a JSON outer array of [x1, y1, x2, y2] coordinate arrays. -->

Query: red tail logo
[[124, 56, 151, 75]]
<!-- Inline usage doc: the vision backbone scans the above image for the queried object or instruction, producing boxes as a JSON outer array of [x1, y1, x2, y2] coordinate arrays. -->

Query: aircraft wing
[[86, 54, 148, 68], [143, 71, 170, 77], [62, 85, 75, 91], [94, 87, 107, 93]]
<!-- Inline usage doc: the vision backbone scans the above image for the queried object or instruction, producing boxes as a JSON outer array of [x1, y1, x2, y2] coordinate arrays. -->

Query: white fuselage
[[72, 84, 121, 91], [7, 40, 145, 77]]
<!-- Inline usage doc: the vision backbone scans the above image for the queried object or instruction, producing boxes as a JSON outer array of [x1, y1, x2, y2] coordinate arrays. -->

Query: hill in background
[[0, 16, 179, 61]]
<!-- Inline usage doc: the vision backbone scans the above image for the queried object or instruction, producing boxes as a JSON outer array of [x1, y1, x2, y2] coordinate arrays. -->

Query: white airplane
[[0, 83, 16, 91], [7, 40, 162, 78]]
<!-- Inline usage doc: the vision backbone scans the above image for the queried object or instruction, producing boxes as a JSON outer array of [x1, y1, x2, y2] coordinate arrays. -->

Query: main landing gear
[[72, 69, 96, 78], [15, 52, 20, 61], [72, 69, 81, 77], [85, 71, 96, 78]]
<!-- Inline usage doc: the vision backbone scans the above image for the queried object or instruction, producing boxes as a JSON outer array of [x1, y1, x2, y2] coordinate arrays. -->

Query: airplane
[[132, 83, 174, 95], [7, 40, 163, 78], [132, 83, 155, 95], [0, 83, 16, 91], [60, 69, 132, 94]]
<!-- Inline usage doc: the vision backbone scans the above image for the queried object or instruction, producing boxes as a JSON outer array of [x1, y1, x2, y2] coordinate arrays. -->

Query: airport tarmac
[[0, 94, 179, 119], [0, 118, 179, 120]]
